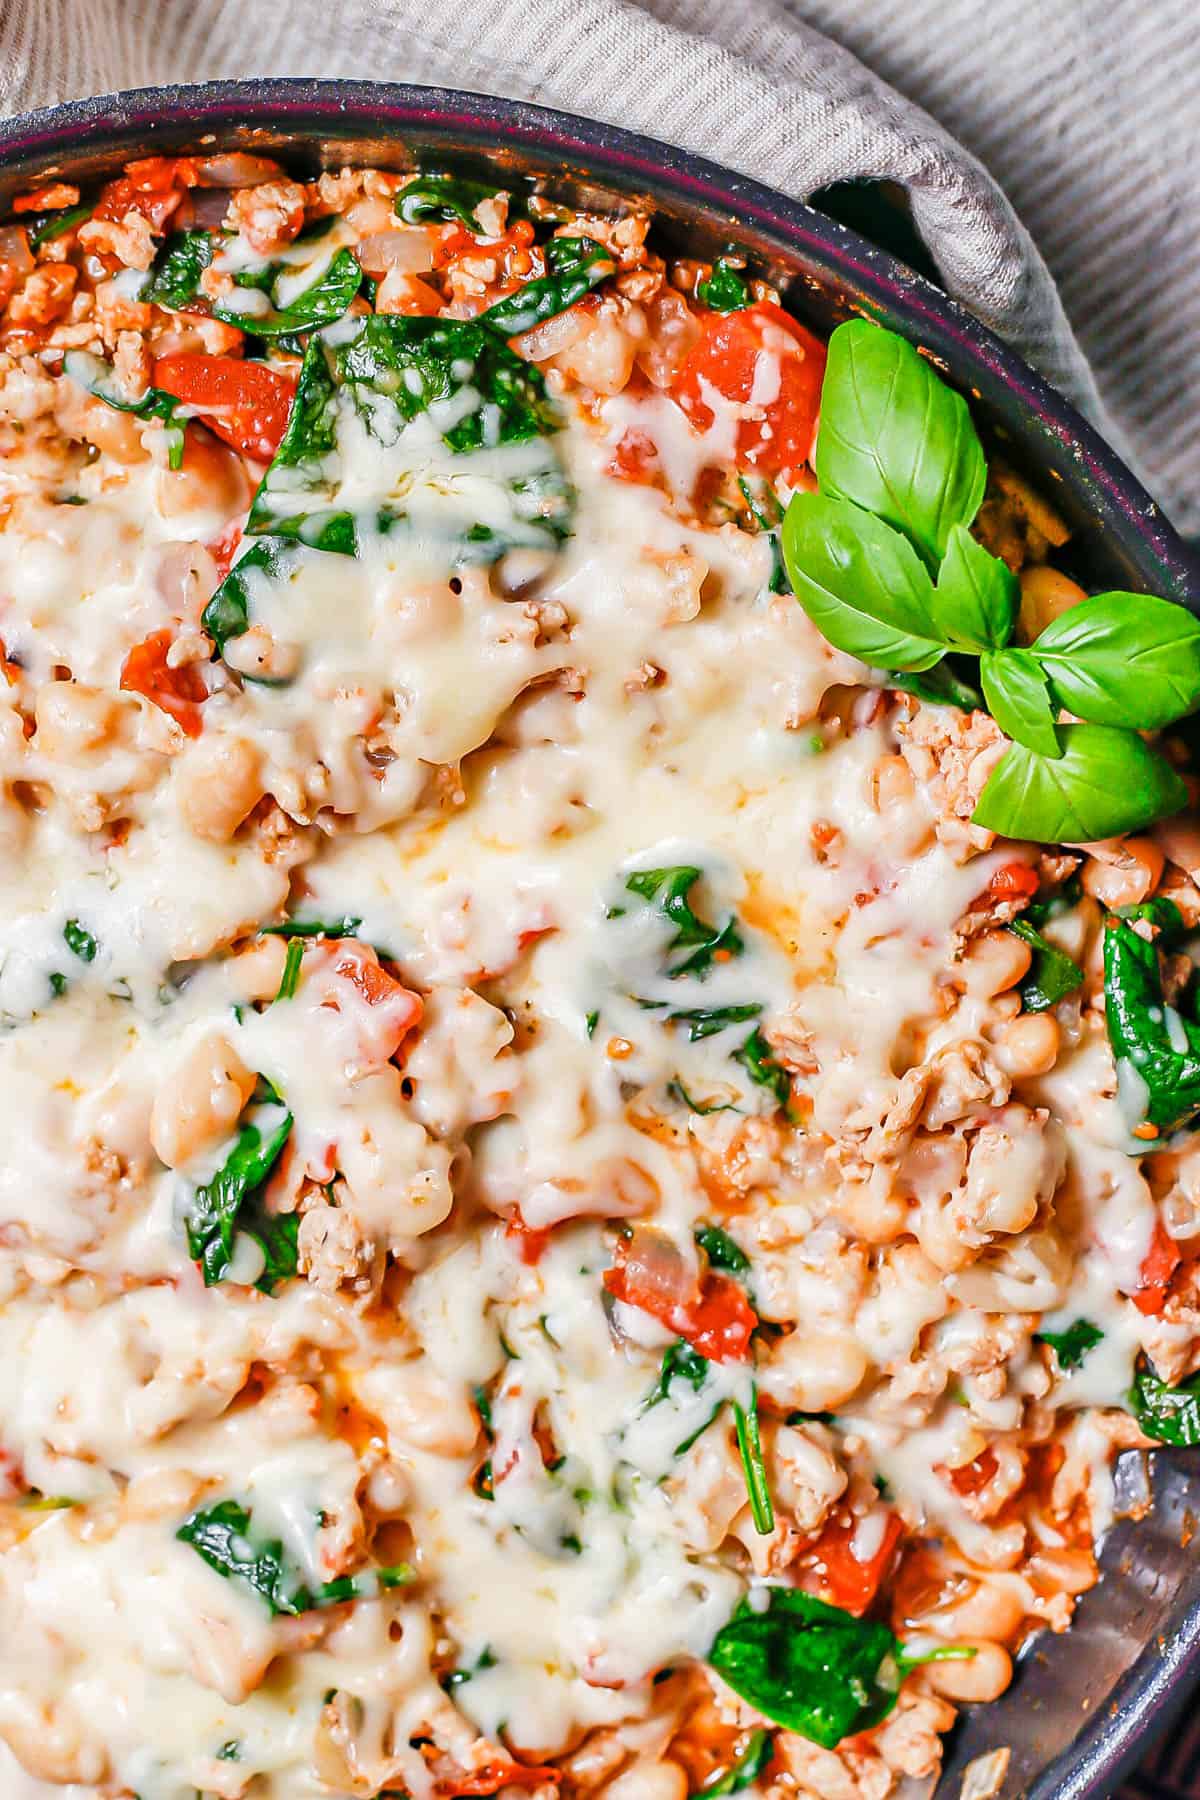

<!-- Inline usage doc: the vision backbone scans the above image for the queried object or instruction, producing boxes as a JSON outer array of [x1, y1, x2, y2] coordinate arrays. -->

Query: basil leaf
[[781, 492, 944, 672], [980, 648, 1062, 758], [25, 204, 90, 248], [972, 724, 1188, 844], [814, 319, 987, 568], [1129, 1360, 1200, 1445], [63, 350, 186, 470], [698, 257, 751, 313], [480, 236, 613, 337], [626, 865, 744, 980], [213, 246, 363, 338], [932, 524, 1018, 650], [62, 919, 98, 964], [695, 1224, 750, 1274], [1032, 592, 1200, 730], [707, 1588, 903, 1749], [1007, 917, 1083, 1012], [394, 173, 500, 228], [1036, 1319, 1103, 1370], [732, 1387, 774, 1534], [1104, 909, 1200, 1133], [692, 1730, 773, 1797], [145, 228, 213, 310], [184, 1103, 294, 1288], [733, 1027, 791, 1112]]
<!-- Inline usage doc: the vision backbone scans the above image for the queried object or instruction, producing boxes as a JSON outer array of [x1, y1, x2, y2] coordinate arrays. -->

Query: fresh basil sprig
[[813, 319, 987, 569], [783, 318, 1200, 843], [707, 1587, 972, 1750]]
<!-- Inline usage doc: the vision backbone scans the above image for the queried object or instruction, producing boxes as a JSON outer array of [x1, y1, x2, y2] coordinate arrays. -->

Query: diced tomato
[[802, 1510, 903, 1616], [506, 1212, 553, 1265], [93, 155, 198, 230], [1130, 1220, 1182, 1316], [310, 940, 424, 1071], [120, 630, 207, 737], [607, 426, 662, 486], [153, 353, 296, 463], [989, 861, 1040, 902], [947, 1448, 999, 1498], [448, 1762, 559, 1796], [604, 1241, 756, 1363], [671, 301, 826, 477], [206, 520, 243, 581]]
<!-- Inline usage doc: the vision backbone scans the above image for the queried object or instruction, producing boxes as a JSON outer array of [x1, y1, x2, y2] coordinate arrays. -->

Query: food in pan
[[0, 151, 1197, 1800]]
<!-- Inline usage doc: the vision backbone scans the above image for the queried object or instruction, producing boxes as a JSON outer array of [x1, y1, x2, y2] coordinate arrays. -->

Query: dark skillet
[[0, 78, 1196, 1799]]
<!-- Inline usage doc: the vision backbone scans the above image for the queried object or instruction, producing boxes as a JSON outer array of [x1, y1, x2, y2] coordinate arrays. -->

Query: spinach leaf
[[145, 228, 213, 310], [242, 319, 570, 560], [931, 524, 1018, 651], [62, 919, 98, 963], [666, 1003, 763, 1042], [262, 915, 362, 939], [889, 658, 984, 712], [480, 235, 613, 337], [972, 724, 1187, 845], [201, 537, 299, 653], [1129, 1359, 1200, 1445], [707, 1588, 904, 1749], [626, 865, 744, 979], [737, 476, 789, 595], [645, 1339, 710, 1407], [213, 247, 363, 338], [695, 1224, 750, 1274], [732, 1386, 774, 1535], [1036, 1319, 1103, 1370], [781, 492, 945, 672], [275, 937, 305, 1001], [980, 648, 1061, 758], [698, 258, 751, 313], [692, 1729, 773, 1796], [184, 1103, 295, 1290], [177, 1498, 413, 1614], [1104, 908, 1200, 1133], [1007, 917, 1083, 1012], [668, 1078, 737, 1115], [813, 319, 987, 569], [394, 173, 500, 228], [25, 204, 91, 248], [733, 1027, 791, 1111], [63, 350, 186, 470], [1031, 593, 1200, 730]]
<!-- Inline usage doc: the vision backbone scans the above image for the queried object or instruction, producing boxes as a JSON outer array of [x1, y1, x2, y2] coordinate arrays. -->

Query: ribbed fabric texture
[[0, 0, 1193, 536]]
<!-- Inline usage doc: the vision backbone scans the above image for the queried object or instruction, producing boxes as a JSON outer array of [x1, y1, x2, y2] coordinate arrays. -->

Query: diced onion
[[195, 153, 285, 189], [0, 226, 34, 276], [354, 229, 436, 276], [512, 306, 591, 364]]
